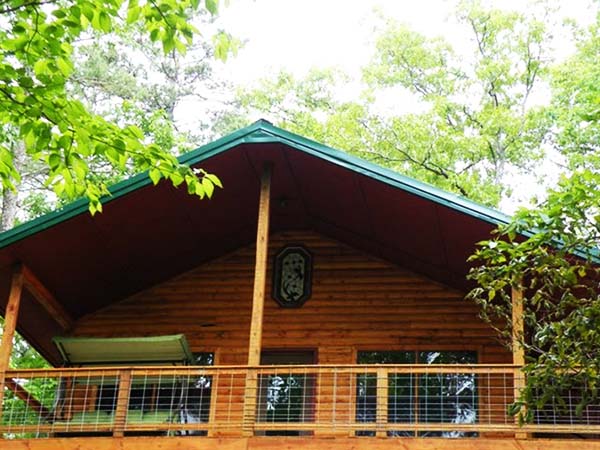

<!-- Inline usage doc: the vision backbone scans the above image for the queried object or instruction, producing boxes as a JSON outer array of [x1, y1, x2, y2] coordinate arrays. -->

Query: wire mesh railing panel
[[1, 369, 118, 438], [531, 385, 600, 428], [123, 371, 213, 435], [1, 365, 600, 439]]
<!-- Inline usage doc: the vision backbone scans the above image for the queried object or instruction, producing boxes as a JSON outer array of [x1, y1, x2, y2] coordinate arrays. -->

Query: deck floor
[[3, 436, 600, 450]]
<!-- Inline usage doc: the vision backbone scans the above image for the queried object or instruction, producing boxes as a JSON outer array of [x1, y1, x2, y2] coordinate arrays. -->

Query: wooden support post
[[113, 370, 132, 437], [376, 368, 388, 438], [243, 163, 272, 437], [512, 286, 529, 439], [0, 266, 24, 371], [247, 163, 272, 367], [22, 265, 73, 330], [0, 265, 25, 421]]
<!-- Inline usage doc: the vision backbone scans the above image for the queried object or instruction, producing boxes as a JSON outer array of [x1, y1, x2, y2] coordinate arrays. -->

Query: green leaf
[[71, 157, 88, 179], [127, 5, 141, 24], [163, 37, 175, 54], [18, 76, 33, 88], [33, 60, 48, 77], [54, 182, 65, 197], [202, 176, 214, 198], [206, 173, 222, 188], [98, 11, 111, 32], [150, 28, 160, 42], [12, 24, 26, 34], [195, 182, 205, 199], [149, 168, 161, 185], [213, 32, 231, 61], [205, 0, 218, 15], [82, 4, 95, 21], [48, 154, 61, 170], [170, 172, 184, 186], [174, 39, 187, 54], [62, 19, 82, 30], [56, 58, 72, 77]]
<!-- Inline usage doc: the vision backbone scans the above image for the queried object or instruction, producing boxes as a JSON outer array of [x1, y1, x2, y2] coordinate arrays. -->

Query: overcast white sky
[[215, 0, 597, 84]]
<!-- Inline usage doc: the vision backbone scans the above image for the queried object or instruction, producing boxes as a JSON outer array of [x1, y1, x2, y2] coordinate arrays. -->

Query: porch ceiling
[[0, 121, 508, 364]]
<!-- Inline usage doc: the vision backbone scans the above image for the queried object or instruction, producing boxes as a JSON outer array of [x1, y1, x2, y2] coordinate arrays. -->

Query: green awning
[[53, 334, 194, 366]]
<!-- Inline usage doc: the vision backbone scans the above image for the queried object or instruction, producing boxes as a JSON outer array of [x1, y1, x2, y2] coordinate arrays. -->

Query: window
[[257, 350, 315, 436], [94, 352, 214, 434], [356, 350, 477, 437], [181, 352, 215, 427]]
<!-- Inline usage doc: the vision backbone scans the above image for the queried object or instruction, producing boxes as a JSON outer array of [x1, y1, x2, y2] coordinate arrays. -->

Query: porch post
[[243, 162, 272, 436], [247, 162, 272, 366], [0, 265, 25, 420], [512, 286, 529, 439]]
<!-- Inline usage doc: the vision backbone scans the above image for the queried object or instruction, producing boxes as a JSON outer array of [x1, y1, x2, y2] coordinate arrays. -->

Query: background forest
[[1, 0, 600, 419]]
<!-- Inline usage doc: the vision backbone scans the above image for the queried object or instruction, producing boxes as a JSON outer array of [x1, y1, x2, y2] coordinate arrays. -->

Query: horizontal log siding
[[72, 231, 510, 365]]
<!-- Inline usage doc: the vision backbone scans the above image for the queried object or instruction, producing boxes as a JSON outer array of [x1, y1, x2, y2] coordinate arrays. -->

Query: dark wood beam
[[23, 265, 74, 330], [4, 378, 50, 417]]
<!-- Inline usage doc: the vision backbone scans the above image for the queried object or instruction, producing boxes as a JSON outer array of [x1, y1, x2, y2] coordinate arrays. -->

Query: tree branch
[[0, 0, 57, 15]]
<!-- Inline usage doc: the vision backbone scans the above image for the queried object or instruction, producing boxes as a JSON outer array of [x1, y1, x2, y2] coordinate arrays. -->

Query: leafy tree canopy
[[469, 11, 600, 419], [0, 0, 231, 214], [224, 1, 555, 207]]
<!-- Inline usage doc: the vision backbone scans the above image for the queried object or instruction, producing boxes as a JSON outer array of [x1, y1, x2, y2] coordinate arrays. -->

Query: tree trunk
[[0, 140, 25, 232]]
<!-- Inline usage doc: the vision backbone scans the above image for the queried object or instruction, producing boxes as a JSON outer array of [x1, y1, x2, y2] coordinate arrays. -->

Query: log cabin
[[0, 120, 598, 450]]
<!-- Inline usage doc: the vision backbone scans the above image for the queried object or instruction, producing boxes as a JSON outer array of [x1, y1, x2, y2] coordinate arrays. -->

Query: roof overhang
[[53, 334, 194, 366], [0, 120, 510, 365]]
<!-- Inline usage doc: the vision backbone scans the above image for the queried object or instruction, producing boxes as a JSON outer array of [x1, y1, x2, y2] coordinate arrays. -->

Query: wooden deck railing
[[1, 364, 599, 439]]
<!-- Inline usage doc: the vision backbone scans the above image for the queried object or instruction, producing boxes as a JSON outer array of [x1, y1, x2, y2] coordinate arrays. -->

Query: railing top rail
[[3, 363, 522, 378], [5, 363, 521, 372]]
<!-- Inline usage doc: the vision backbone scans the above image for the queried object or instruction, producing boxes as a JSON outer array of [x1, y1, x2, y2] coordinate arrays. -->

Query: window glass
[[258, 351, 315, 436], [356, 351, 414, 434], [356, 350, 477, 438], [417, 351, 477, 437], [357, 351, 414, 365], [184, 352, 215, 425], [94, 351, 215, 428]]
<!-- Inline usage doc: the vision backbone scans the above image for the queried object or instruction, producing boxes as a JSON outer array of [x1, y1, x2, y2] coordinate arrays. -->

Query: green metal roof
[[0, 119, 511, 249]]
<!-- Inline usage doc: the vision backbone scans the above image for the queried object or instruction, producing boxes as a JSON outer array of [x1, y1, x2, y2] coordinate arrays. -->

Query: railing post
[[207, 369, 219, 437], [376, 368, 388, 438], [113, 369, 132, 437], [413, 372, 419, 437], [242, 369, 258, 436]]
